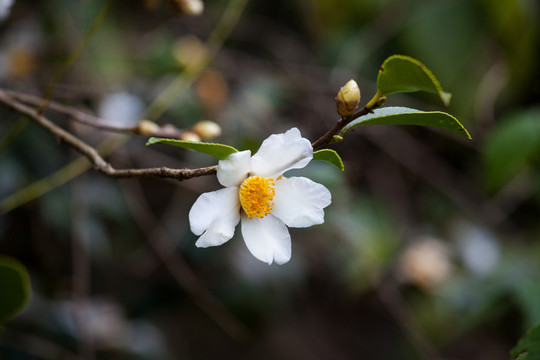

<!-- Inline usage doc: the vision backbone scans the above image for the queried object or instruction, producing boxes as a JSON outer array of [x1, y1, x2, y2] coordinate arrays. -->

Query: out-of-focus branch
[[5, 90, 187, 139], [37, 1, 112, 115], [0, 89, 217, 182], [0, 0, 248, 214], [0, 81, 375, 187], [375, 276, 445, 360], [120, 175, 250, 341], [143, 0, 249, 121]]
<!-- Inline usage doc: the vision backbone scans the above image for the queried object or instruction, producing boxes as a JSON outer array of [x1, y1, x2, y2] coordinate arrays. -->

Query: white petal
[[217, 150, 252, 187], [189, 187, 240, 247], [250, 128, 313, 178], [271, 177, 331, 228], [241, 215, 291, 265]]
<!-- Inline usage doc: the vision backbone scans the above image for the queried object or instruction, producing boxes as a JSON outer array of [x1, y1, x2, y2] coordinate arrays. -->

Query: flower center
[[239, 176, 275, 219]]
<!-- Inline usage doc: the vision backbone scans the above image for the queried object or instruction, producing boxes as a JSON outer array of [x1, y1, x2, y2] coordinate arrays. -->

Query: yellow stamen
[[239, 176, 275, 219]]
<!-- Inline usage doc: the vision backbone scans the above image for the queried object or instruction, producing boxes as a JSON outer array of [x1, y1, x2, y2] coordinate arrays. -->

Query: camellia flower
[[189, 128, 331, 265]]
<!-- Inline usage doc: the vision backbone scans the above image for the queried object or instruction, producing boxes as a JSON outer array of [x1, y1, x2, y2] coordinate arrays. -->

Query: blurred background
[[0, 0, 539, 359]]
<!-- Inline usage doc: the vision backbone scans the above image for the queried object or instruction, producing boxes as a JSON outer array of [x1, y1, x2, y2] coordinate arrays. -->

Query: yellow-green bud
[[137, 120, 160, 136], [336, 79, 360, 117], [192, 120, 221, 140], [329, 135, 344, 144]]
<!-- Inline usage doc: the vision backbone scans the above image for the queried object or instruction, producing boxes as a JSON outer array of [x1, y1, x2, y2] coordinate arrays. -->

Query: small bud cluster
[[181, 120, 223, 142], [134, 120, 222, 142]]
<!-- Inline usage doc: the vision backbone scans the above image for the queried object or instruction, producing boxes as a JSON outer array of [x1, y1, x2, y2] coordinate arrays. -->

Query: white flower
[[189, 128, 331, 265]]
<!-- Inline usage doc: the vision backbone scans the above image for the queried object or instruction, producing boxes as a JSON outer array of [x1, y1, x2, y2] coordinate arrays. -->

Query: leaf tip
[[312, 149, 345, 171], [146, 137, 161, 146], [441, 92, 452, 106]]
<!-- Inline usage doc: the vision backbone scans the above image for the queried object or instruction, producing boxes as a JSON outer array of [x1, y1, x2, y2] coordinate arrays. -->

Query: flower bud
[[181, 0, 204, 16], [398, 237, 453, 291], [170, 0, 204, 16], [329, 135, 343, 144], [336, 79, 360, 117], [181, 131, 202, 142], [192, 120, 221, 140], [136, 120, 160, 136], [173, 36, 209, 69]]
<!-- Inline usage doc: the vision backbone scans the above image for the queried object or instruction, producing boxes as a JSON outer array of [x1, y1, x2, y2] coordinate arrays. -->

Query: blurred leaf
[[0, 256, 31, 323], [335, 198, 399, 291], [146, 137, 238, 160], [514, 281, 540, 329], [377, 55, 451, 105], [398, 1, 481, 87], [483, 108, 540, 190], [511, 322, 540, 360], [313, 149, 344, 171], [477, 0, 538, 91], [341, 107, 470, 138]]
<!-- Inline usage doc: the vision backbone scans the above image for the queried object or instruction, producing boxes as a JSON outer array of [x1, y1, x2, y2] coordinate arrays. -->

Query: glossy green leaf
[[377, 55, 452, 105], [313, 149, 344, 171], [146, 137, 238, 160], [341, 107, 471, 139], [483, 108, 540, 191], [0, 256, 31, 323], [511, 322, 540, 360]]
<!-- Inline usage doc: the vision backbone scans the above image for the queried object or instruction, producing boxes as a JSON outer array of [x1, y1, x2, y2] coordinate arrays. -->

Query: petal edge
[[251, 128, 313, 178], [217, 150, 252, 187], [271, 177, 331, 228], [189, 187, 240, 247], [241, 215, 291, 265]]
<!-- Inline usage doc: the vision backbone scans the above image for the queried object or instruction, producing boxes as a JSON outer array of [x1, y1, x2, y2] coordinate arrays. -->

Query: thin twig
[[0, 83, 375, 194], [5, 90, 186, 139], [0, 117, 28, 155], [37, 1, 112, 115], [363, 126, 505, 227], [71, 171, 95, 360], [0, 89, 216, 182], [143, 0, 250, 121], [0, 0, 249, 213], [311, 101, 380, 150]]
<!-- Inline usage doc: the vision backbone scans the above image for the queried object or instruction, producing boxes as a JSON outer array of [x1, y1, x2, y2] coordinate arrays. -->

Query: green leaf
[[510, 322, 540, 360], [483, 108, 540, 191], [0, 256, 31, 323], [377, 55, 452, 105], [341, 107, 471, 139], [146, 137, 238, 160], [313, 149, 344, 171]]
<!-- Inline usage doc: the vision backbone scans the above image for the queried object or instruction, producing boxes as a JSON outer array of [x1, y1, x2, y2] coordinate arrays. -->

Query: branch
[[4, 89, 187, 139], [311, 100, 381, 150], [0, 89, 217, 181], [0, 84, 378, 183]]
